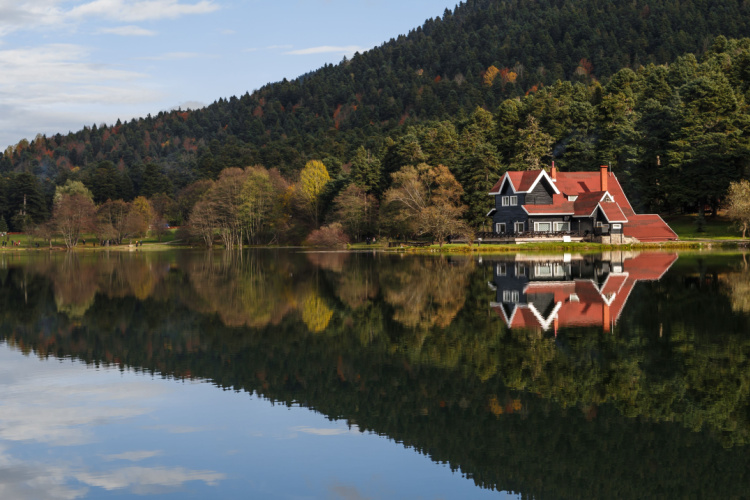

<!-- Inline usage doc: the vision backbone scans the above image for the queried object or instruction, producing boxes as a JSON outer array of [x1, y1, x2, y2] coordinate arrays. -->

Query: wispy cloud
[[67, 0, 219, 22], [290, 425, 359, 436], [97, 25, 156, 36], [0, 1, 219, 36], [267, 44, 293, 50], [137, 51, 208, 60], [285, 45, 365, 56], [102, 450, 163, 462]]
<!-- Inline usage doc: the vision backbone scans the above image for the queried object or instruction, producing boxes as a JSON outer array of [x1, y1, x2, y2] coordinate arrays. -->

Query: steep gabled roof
[[554, 172, 636, 217], [598, 201, 628, 223], [489, 170, 559, 195]]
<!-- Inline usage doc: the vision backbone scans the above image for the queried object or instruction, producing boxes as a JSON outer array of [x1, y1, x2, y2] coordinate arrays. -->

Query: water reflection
[[1, 250, 750, 498], [488, 252, 678, 333]]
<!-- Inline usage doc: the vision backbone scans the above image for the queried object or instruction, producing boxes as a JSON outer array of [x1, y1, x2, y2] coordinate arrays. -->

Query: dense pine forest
[[2, 0, 750, 242]]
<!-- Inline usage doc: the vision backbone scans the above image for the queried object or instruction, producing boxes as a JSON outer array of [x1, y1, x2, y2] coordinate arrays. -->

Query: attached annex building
[[487, 165, 677, 243]]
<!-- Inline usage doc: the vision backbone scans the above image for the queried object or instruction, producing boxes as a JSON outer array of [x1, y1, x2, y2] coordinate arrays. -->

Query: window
[[495, 223, 506, 234], [554, 222, 570, 231], [535, 222, 552, 232], [596, 221, 603, 227], [612, 223, 622, 229], [516, 264, 526, 276], [503, 290, 520, 303], [509, 196, 518, 206], [502, 196, 509, 206], [514, 221, 525, 233], [567, 195, 578, 201], [496, 263, 507, 276]]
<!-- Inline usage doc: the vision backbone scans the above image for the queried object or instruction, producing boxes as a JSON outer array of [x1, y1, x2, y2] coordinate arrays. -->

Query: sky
[[0, 0, 457, 151]]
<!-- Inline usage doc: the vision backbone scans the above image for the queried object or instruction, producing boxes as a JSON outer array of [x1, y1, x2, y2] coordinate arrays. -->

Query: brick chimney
[[550, 161, 557, 181], [600, 165, 608, 192]]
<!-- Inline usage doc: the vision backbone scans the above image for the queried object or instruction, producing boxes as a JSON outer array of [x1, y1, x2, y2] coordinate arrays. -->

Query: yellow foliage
[[507, 71, 517, 83], [489, 396, 504, 416], [483, 65, 500, 86], [302, 293, 333, 333]]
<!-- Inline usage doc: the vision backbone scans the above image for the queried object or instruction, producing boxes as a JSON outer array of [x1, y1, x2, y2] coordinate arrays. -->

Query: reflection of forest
[[2, 251, 750, 497]]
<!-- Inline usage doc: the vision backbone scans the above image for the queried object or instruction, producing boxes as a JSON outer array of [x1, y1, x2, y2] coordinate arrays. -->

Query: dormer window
[[501, 196, 518, 206], [567, 195, 578, 201], [603, 194, 613, 202]]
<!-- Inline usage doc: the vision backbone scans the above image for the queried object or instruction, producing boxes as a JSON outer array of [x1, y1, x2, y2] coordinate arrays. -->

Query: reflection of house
[[487, 165, 678, 243], [488, 252, 678, 333]]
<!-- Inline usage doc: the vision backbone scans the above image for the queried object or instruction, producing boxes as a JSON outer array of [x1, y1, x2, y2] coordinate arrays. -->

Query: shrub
[[305, 223, 350, 247]]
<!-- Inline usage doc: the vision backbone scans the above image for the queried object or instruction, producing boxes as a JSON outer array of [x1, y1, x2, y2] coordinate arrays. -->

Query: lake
[[0, 249, 749, 499]]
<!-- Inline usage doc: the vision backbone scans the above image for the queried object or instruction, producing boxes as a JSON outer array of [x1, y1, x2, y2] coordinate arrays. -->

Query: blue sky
[[0, 0, 456, 150]]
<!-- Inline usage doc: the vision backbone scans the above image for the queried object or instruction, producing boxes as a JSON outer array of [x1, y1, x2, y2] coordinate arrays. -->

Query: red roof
[[554, 172, 636, 216], [573, 191, 605, 216], [599, 201, 628, 222], [623, 214, 678, 241], [523, 194, 574, 215], [490, 171, 551, 194]]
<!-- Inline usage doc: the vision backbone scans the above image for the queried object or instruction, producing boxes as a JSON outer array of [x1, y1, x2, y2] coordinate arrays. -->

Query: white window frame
[[612, 223, 622, 229], [509, 195, 518, 206], [554, 222, 570, 231], [516, 264, 526, 275], [496, 263, 507, 276], [514, 221, 525, 233], [502, 196, 510, 206], [503, 290, 520, 303], [496, 223, 506, 234], [567, 195, 578, 201], [534, 221, 552, 233], [596, 221, 603, 227]]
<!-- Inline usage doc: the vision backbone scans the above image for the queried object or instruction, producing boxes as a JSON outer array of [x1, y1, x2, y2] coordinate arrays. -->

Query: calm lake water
[[1, 249, 749, 499]]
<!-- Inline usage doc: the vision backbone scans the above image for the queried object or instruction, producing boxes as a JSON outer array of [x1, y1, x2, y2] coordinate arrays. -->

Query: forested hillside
[[1, 0, 750, 240]]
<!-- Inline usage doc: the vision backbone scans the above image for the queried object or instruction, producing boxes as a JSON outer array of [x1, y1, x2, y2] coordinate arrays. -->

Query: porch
[[475, 231, 586, 244]]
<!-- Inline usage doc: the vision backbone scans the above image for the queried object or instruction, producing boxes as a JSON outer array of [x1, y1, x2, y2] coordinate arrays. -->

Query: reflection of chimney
[[602, 303, 611, 333], [551, 161, 557, 181], [600, 165, 608, 192]]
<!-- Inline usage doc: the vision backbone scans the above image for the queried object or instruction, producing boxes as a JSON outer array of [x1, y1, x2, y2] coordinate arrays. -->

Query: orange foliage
[[253, 106, 264, 117], [434, 75, 442, 83], [333, 104, 343, 129]]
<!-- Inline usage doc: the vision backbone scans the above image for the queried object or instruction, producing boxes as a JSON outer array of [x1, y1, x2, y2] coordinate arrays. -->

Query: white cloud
[[137, 51, 207, 60], [75, 466, 225, 494], [102, 451, 163, 462], [97, 25, 156, 36], [290, 425, 359, 436], [67, 0, 219, 23], [285, 45, 365, 56], [266, 44, 293, 50], [141, 425, 205, 434], [0, 1, 218, 36]]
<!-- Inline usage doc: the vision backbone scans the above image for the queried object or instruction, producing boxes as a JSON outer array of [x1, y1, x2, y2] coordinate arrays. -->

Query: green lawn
[[664, 214, 746, 240]]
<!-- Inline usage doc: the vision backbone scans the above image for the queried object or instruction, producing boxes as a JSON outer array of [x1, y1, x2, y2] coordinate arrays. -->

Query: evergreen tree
[[349, 146, 381, 193]]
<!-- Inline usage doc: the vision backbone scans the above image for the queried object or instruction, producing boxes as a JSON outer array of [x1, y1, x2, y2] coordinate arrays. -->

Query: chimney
[[550, 161, 557, 181], [600, 165, 608, 192]]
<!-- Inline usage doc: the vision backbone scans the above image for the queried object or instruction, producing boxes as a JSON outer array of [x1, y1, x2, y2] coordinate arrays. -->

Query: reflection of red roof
[[493, 253, 678, 331], [599, 202, 628, 223], [623, 214, 679, 241]]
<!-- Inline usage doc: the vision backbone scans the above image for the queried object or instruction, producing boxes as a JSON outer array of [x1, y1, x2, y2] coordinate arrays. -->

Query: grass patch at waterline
[[665, 214, 746, 240]]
